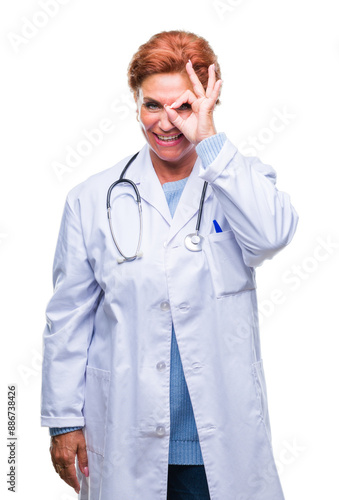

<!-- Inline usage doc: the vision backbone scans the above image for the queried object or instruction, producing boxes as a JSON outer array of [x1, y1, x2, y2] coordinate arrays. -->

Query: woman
[[41, 30, 298, 499]]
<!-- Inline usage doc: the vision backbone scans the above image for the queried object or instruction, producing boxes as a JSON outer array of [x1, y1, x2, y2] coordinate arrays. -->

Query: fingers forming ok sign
[[164, 61, 222, 145]]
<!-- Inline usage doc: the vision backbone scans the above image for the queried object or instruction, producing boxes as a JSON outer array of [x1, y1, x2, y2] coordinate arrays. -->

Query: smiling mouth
[[154, 133, 183, 142]]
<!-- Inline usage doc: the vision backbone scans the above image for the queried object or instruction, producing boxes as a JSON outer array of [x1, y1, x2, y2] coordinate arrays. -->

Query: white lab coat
[[41, 138, 298, 500]]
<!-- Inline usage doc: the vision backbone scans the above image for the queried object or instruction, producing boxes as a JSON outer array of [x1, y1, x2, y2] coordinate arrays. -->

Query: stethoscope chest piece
[[183, 180, 208, 252], [185, 233, 204, 252]]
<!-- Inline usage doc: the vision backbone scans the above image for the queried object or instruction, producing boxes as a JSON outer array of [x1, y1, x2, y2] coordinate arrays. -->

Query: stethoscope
[[106, 151, 208, 264]]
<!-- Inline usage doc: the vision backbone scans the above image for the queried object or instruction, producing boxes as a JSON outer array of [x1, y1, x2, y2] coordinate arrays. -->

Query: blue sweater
[[163, 178, 203, 464], [49, 133, 226, 464]]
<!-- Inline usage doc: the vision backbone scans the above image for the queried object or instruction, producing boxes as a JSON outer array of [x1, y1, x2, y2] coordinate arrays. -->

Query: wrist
[[195, 132, 227, 168], [196, 132, 217, 146], [195, 124, 218, 146]]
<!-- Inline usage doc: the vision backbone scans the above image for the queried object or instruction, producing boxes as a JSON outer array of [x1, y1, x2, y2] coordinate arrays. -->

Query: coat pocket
[[205, 230, 256, 298], [251, 359, 272, 443], [83, 366, 110, 456]]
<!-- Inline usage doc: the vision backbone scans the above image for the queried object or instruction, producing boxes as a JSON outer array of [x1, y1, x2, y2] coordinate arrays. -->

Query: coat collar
[[126, 144, 212, 245]]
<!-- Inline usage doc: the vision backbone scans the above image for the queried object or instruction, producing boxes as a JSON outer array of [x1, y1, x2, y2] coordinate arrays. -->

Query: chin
[[151, 143, 196, 164]]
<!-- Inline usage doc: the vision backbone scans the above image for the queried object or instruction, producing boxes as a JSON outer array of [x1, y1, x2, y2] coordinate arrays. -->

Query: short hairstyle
[[127, 30, 221, 104]]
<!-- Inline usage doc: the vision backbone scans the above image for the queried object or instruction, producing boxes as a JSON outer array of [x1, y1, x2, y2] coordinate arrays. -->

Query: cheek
[[141, 116, 157, 135], [138, 116, 155, 143], [138, 110, 150, 130]]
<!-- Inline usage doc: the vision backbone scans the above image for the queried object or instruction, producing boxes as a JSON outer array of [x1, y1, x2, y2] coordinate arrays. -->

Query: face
[[136, 72, 196, 166]]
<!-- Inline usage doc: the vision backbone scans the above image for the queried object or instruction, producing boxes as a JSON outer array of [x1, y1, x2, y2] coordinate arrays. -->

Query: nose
[[158, 109, 176, 132]]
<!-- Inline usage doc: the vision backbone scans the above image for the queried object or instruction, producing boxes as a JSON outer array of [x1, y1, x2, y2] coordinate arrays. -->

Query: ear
[[135, 90, 141, 122]]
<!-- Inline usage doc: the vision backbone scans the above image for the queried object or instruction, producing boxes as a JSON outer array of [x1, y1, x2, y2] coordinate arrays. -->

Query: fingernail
[[188, 59, 192, 65], [169, 102, 177, 109], [84, 466, 89, 477]]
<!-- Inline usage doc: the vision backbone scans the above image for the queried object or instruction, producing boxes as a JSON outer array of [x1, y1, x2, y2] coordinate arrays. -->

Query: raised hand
[[164, 60, 222, 145]]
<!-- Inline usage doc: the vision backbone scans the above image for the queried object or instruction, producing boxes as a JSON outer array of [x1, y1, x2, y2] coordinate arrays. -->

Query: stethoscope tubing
[[107, 152, 142, 263], [106, 152, 140, 209], [106, 151, 208, 261], [195, 181, 208, 232]]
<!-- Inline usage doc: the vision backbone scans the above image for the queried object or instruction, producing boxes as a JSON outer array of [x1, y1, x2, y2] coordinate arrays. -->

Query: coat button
[[160, 301, 170, 311], [156, 426, 166, 437], [156, 361, 166, 371]]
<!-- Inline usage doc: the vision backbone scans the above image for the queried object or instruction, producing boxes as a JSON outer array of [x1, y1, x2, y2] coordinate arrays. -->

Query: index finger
[[59, 463, 80, 494], [185, 60, 205, 98], [205, 64, 216, 98]]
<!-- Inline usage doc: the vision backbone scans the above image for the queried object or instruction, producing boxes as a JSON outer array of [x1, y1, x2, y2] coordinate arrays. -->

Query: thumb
[[77, 437, 89, 477]]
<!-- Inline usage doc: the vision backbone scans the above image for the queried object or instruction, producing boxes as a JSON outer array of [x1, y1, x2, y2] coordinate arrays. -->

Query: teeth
[[157, 133, 182, 141]]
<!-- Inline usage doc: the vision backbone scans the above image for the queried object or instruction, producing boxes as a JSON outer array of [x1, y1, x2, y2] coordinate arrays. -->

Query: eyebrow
[[143, 97, 162, 105]]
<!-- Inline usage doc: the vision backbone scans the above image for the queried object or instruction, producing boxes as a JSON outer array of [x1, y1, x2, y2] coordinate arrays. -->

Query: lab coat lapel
[[130, 146, 172, 225], [130, 145, 212, 242], [166, 158, 212, 245]]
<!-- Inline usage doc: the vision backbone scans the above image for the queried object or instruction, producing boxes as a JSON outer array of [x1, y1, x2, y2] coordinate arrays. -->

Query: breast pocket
[[83, 366, 110, 456], [205, 230, 256, 298]]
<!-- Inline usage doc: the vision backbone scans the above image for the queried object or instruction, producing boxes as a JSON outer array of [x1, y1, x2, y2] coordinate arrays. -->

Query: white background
[[1, 0, 338, 498]]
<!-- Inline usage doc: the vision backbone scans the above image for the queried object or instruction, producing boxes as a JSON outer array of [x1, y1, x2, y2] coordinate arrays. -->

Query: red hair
[[127, 30, 221, 104]]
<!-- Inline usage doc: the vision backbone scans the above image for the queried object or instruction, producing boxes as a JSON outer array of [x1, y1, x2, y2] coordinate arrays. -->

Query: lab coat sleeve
[[198, 136, 299, 268], [41, 194, 102, 428]]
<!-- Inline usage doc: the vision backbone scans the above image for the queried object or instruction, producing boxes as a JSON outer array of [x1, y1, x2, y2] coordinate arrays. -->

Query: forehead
[[139, 72, 193, 101]]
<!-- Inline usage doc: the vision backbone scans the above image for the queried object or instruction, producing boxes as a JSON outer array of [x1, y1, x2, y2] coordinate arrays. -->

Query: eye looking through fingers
[[171, 102, 192, 114], [175, 102, 191, 111]]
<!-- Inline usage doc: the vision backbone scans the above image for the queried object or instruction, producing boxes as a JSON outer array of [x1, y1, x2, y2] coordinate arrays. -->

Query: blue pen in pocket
[[213, 219, 222, 233]]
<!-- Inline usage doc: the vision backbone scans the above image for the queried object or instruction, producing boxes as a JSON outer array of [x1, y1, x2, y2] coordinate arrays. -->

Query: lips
[[153, 132, 184, 146], [156, 133, 182, 141]]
